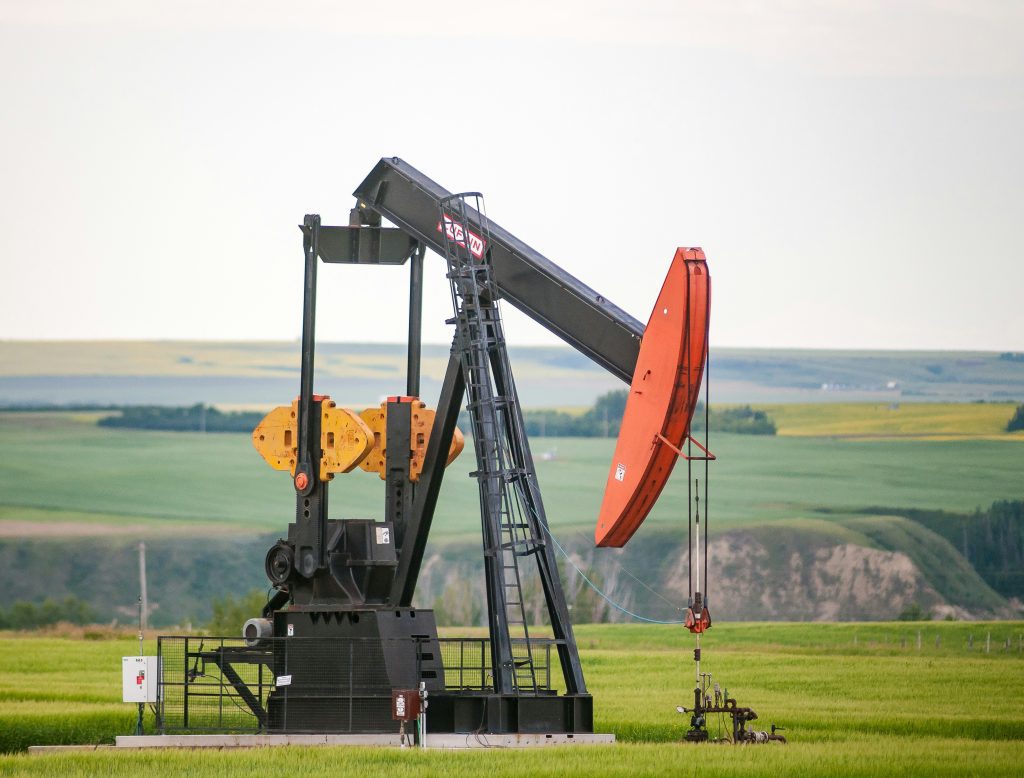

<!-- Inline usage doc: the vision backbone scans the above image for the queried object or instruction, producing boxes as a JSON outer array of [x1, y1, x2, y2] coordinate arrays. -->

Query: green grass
[[2, 740, 1023, 777], [2, 622, 1023, 774], [0, 636, 147, 752]]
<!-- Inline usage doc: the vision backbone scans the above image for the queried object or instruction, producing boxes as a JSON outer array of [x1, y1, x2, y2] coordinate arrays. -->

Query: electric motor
[[242, 617, 273, 647]]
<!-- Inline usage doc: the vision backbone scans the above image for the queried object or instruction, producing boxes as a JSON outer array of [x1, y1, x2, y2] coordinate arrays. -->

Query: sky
[[0, 1, 1021, 351]]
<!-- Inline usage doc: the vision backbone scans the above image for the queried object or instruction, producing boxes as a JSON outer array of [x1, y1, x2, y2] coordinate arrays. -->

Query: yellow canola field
[[763, 402, 1024, 440]]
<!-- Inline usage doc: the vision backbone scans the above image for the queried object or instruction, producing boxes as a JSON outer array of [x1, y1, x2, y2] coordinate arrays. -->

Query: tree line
[[0, 596, 97, 629], [1007, 404, 1024, 432], [98, 404, 263, 433], [95, 394, 777, 437], [511, 391, 776, 437]]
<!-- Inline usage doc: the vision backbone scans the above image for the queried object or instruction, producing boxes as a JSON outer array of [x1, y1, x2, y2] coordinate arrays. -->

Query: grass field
[[2, 411, 1023, 539], [1, 621, 1023, 775]]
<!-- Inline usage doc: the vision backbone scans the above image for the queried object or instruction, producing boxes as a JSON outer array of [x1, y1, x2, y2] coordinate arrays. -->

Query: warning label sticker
[[615, 463, 626, 482]]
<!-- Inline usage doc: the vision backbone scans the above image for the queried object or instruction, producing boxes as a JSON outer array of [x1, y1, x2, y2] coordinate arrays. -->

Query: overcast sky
[[1, 1, 1021, 351]]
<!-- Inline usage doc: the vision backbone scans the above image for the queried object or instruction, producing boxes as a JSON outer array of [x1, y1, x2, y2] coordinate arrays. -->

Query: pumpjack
[[217, 158, 712, 735]]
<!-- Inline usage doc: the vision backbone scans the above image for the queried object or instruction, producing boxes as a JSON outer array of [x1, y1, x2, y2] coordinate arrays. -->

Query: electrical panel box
[[122, 656, 159, 703], [391, 688, 420, 721]]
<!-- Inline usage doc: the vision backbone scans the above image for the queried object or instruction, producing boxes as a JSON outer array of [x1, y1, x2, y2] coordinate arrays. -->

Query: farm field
[[2, 411, 1023, 539], [3, 342, 1024, 407], [3, 406, 1022, 624], [766, 402, 1024, 440], [1, 621, 1023, 775]]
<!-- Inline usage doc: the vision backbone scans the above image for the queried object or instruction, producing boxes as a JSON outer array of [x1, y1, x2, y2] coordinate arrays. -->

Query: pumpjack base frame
[[157, 616, 594, 736], [428, 692, 594, 735]]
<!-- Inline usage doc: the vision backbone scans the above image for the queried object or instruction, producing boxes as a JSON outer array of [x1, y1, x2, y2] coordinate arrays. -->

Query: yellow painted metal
[[252, 402, 299, 474], [358, 405, 388, 477], [251, 397, 374, 479], [358, 398, 465, 481], [319, 400, 374, 480]]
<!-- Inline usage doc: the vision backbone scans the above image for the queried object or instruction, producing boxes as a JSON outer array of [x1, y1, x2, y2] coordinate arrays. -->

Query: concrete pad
[[424, 733, 615, 748], [116, 734, 401, 748], [113, 732, 615, 749]]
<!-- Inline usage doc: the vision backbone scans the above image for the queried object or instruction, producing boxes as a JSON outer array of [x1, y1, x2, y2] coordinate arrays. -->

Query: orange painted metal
[[684, 605, 712, 634], [595, 248, 710, 547]]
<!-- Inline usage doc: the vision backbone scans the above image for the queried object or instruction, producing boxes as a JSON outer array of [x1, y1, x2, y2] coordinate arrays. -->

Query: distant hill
[[420, 517, 1012, 625], [0, 516, 1013, 627], [1, 341, 1023, 407]]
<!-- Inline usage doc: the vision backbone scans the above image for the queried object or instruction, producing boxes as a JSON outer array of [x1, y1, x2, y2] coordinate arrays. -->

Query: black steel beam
[[261, 589, 289, 619], [212, 655, 269, 727], [391, 349, 465, 606], [384, 399, 413, 550], [316, 225, 416, 265], [407, 244, 424, 397], [296, 215, 319, 487], [294, 217, 327, 579], [488, 348, 587, 695], [353, 158, 643, 383]]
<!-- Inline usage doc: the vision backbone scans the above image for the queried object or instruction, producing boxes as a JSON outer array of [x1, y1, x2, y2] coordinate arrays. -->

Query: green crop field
[[4, 409, 1022, 624], [1, 622, 1023, 775], [2, 411, 1023, 539]]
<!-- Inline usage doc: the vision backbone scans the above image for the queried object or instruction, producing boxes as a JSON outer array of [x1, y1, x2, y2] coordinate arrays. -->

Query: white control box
[[122, 656, 159, 703]]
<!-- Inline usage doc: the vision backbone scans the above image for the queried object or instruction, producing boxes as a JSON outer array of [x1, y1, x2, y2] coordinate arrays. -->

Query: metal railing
[[156, 635, 559, 734], [436, 638, 554, 692]]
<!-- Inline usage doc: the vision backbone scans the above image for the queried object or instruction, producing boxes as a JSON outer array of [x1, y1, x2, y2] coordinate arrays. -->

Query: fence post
[[183, 636, 190, 729], [986, 632, 991, 654], [155, 637, 163, 734], [916, 631, 921, 651]]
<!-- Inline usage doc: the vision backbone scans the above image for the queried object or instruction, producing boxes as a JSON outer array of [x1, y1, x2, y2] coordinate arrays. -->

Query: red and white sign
[[437, 214, 486, 259]]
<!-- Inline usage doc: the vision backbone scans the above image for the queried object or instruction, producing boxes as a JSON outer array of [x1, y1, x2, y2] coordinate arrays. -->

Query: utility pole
[[138, 541, 149, 631]]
